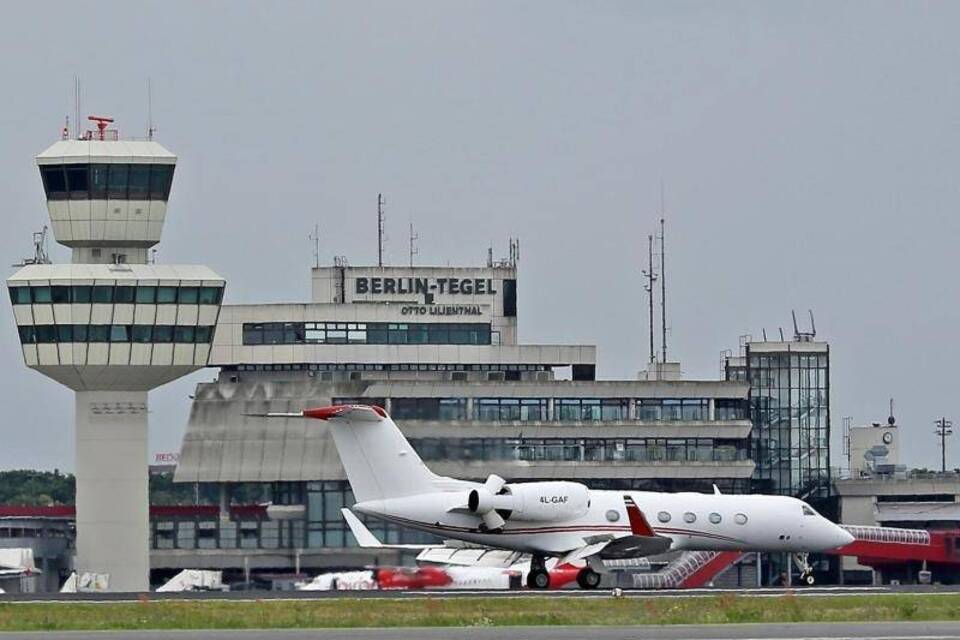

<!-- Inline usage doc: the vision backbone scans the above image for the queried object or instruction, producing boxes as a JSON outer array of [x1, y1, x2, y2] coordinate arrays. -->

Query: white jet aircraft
[[264, 404, 853, 589]]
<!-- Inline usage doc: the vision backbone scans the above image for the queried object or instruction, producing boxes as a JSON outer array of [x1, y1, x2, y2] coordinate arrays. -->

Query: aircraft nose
[[833, 525, 855, 548]]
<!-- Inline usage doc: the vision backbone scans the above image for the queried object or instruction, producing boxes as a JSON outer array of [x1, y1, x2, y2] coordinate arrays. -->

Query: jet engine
[[467, 475, 590, 531]]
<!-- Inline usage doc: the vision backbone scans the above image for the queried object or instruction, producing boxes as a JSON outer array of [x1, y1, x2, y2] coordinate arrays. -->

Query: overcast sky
[[0, 1, 958, 473]]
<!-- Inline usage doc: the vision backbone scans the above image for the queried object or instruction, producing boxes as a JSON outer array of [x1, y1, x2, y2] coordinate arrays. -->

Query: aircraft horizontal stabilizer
[[340, 508, 434, 550], [248, 404, 387, 423]]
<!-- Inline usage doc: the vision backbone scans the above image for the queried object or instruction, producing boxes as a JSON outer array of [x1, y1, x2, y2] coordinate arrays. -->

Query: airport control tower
[[6, 117, 225, 592]]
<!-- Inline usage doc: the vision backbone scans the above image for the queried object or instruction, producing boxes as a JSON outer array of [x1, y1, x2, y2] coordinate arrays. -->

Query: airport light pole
[[935, 417, 953, 473]]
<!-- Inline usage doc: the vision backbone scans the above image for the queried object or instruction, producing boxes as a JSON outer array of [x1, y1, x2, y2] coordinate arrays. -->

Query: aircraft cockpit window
[[802, 505, 816, 516]]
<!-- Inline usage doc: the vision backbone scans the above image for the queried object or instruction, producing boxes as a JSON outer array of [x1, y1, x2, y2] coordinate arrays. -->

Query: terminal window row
[[40, 163, 175, 201], [334, 397, 746, 422], [17, 324, 215, 344], [242, 322, 491, 346], [409, 437, 749, 464], [229, 363, 548, 372], [9, 284, 223, 306]]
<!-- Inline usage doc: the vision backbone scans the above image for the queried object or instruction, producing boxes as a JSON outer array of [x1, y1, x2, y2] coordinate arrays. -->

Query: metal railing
[[842, 525, 931, 545]]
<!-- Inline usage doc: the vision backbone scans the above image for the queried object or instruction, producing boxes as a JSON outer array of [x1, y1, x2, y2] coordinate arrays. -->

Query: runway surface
[[2, 583, 960, 602], [2, 622, 960, 640]]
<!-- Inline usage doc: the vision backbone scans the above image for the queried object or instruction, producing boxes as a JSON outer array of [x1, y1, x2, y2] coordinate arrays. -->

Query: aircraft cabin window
[[657, 511, 671, 523], [709, 513, 722, 524], [683, 512, 696, 524], [605, 510, 620, 522], [802, 505, 816, 516], [734, 513, 748, 525]]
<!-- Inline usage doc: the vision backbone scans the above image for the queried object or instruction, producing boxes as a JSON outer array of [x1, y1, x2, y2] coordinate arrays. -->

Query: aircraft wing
[[558, 495, 672, 564], [341, 508, 436, 550], [416, 546, 526, 569]]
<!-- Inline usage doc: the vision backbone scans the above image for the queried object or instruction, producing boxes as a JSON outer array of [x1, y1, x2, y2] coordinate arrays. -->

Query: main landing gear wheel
[[527, 554, 550, 589], [527, 569, 551, 589], [576, 568, 601, 590]]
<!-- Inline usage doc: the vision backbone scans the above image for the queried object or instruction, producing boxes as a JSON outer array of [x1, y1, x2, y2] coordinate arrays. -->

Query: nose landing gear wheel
[[527, 569, 551, 589], [576, 568, 601, 589]]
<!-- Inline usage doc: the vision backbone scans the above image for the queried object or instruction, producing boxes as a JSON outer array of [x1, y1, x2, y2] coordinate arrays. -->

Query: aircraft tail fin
[[299, 405, 444, 502]]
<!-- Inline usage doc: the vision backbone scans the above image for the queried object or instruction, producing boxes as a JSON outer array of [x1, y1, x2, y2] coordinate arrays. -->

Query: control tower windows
[[90, 164, 109, 198], [38, 163, 175, 201], [39, 165, 67, 199], [8, 284, 222, 305], [66, 165, 89, 200], [178, 287, 200, 304], [31, 286, 52, 303], [128, 165, 151, 199], [72, 286, 92, 303], [107, 164, 129, 199], [198, 287, 221, 305], [8, 287, 30, 305], [150, 166, 174, 199], [114, 286, 136, 304], [16, 324, 215, 344], [156, 287, 178, 304], [135, 287, 157, 304], [92, 286, 113, 304], [51, 286, 70, 304]]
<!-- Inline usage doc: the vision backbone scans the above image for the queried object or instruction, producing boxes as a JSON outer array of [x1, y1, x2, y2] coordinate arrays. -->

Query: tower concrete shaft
[[75, 391, 149, 590]]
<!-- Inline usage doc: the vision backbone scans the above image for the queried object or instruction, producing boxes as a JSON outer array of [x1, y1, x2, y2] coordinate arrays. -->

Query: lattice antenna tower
[[642, 234, 658, 364]]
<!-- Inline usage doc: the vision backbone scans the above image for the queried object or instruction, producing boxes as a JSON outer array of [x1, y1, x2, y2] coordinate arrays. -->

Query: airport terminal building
[[151, 257, 822, 574]]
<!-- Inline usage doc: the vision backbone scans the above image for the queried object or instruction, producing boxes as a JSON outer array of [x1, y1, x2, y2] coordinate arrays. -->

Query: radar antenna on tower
[[13, 226, 52, 267]]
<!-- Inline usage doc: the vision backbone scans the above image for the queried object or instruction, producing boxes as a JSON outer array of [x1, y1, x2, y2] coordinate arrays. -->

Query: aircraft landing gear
[[526, 554, 551, 590], [792, 552, 815, 586], [576, 567, 601, 590]]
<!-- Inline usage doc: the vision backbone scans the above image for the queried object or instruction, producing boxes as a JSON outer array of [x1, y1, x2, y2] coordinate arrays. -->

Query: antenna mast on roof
[[147, 77, 155, 140], [642, 234, 658, 365], [658, 184, 667, 363], [377, 193, 385, 267], [74, 77, 81, 139], [408, 221, 419, 267], [310, 223, 320, 269]]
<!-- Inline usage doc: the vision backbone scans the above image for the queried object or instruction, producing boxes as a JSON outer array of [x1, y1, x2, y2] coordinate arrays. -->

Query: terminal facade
[[158, 258, 828, 576]]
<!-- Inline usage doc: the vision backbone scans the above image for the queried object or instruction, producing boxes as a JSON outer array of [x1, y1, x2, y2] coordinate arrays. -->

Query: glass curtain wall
[[747, 346, 830, 498]]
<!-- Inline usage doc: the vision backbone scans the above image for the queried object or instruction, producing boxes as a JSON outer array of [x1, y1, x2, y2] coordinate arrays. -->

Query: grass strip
[[0, 593, 959, 631]]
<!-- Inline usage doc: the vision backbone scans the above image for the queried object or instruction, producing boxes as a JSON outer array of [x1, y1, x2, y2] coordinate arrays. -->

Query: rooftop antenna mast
[[935, 417, 954, 473], [642, 234, 658, 365], [408, 220, 419, 267], [309, 223, 320, 269], [658, 183, 668, 363], [377, 193, 385, 267], [147, 77, 155, 140], [74, 76, 81, 139]]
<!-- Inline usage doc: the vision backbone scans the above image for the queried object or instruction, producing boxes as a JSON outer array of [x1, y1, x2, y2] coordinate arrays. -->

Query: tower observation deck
[[6, 118, 225, 592]]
